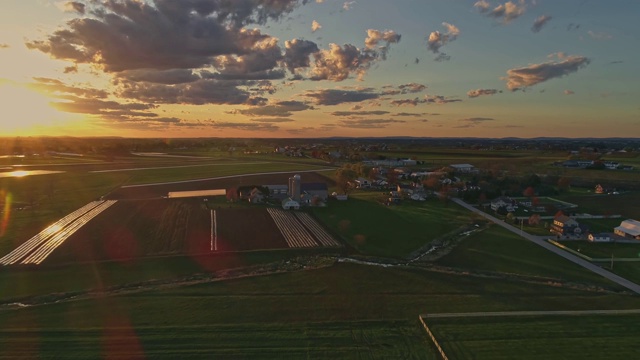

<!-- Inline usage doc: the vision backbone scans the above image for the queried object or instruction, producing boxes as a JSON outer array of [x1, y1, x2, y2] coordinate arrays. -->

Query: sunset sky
[[1, 0, 638, 138]]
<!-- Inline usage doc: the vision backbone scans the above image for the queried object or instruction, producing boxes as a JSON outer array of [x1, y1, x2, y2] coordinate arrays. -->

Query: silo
[[289, 174, 301, 201]]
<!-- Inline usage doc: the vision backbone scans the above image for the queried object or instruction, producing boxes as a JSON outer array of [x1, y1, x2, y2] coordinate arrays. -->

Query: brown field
[[40, 199, 339, 265], [108, 171, 334, 199]]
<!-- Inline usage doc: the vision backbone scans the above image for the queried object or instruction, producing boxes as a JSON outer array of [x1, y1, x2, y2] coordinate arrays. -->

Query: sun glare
[[8, 171, 29, 178], [0, 83, 68, 135]]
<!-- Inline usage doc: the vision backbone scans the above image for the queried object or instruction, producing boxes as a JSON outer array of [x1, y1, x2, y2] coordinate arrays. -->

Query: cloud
[[29, 77, 109, 99], [116, 69, 199, 85], [312, 20, 322, 33], [331, 110, 389, 117], [309, 43, 376, 81], [456, 117, 495, 128], [504, 55, 591, 91], [531, 15, 552, 33], [467, 88, 501, 98], [229, 100, 313, 117], [427, 23, 459, 53], [393, 112, 424, 117], [564, 89, 575, 95], [50, 95, 156, 119], [250, 117, 295, 123], [61, 1, 85, 14], [0, 43, 9, 49], [212, 122, 280, 132], [474, 0, 490, 13], [343, 1, 355, 11], [476, 1, 526, 24], [303, 89, 379, 105], [283, 39, 320, 73], [339, 119, 405, 129], [399, 83, 427, 94], [364, 29, 401, 59], [423, 95, 462, 104]]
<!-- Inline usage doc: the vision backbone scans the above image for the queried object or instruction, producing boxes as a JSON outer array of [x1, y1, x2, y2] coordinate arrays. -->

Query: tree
[[557, 177, 571, 193], [528, 214, 541, 226], [335, 167, 357, 194], [523, 186, 536, 198]]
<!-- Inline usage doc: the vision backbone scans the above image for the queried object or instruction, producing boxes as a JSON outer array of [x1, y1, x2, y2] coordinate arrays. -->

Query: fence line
[[419, 316, 449, 360]]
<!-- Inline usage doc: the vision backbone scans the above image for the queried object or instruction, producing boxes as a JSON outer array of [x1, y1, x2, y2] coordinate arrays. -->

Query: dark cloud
[[50, 95, 156, 118], [467, 88, 501, 98], [63, 65, 78, 73], [398, 83, 427, 94], [117, 69, 200, 85], [250, 117, 295, 123], [504, 55, 591, 91], [330, 110, 389, 117], [455, 117, 495, 128], [391, 94, 461, 107], [339, 119, 405, 129], [390, 98, 423, 107], [117, 78, 255, 105], [531, 15, 552, 33], [283, 39, 319, 72], [303, 89, 379, 105], [393, 112, 424, 117], [229, 100, 313, 117]]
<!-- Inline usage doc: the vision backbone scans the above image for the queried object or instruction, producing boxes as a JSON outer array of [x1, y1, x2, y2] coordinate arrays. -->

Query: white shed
[[282, 198, 300, 210]]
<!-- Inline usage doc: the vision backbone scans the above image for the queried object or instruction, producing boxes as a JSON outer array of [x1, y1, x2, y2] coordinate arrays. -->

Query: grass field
[[427, 314, 640, 359], [435, 225, 621, 288], [561, 193, 640, 219], [558, 241, 640, 259], [312, 193, 472, 258], [1, 263, 638, 358]]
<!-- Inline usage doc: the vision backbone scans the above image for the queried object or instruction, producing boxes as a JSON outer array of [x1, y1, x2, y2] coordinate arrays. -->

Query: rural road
[[451, 198, 640, 295], [422, 309, 640, 319]]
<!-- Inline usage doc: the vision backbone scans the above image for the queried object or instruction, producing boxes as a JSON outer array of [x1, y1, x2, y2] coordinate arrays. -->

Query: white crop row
[[294, 212, 341, 247], [267, 208, 317, 248]]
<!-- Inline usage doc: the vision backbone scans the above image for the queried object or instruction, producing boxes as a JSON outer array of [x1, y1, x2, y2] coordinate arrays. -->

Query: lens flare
[[1, 191, 11, 237]]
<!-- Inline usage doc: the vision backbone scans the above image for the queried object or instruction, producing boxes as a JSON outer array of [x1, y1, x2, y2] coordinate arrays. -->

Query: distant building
[[551, 213, 587, 237], [450, 164, 476, 173], [282, 198, 300, 210], [614, 219, 640, 240], [588, 233, 619, 243], [491, 196, 514, 212], [301, 183, 329, 202]]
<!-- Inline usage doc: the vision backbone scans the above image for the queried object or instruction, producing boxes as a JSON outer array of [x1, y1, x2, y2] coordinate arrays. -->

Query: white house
[[491, 196, 515, 212], [588, 233, 615, 242], [281, 198, 300, 210], [354, 177, 371, 189], [614, 219, 640, 240]]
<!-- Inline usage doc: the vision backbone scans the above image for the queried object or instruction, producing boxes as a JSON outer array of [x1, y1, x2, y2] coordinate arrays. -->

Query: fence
[[419, 315, 449, 360]]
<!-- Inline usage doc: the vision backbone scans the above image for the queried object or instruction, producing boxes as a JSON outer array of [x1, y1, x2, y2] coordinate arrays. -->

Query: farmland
[[426, 314, 640, 359]]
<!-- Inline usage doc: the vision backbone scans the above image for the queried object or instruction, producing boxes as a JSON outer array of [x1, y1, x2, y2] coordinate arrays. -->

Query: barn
[[282, 198, 300, 210]]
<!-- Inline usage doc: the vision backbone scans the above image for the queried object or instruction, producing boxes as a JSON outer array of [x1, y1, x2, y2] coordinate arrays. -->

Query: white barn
[[614, 219, 640, 240], [282, 198, 300, 210]]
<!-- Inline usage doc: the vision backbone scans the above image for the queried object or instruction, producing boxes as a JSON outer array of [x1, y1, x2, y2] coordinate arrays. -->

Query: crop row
[[0, 200, 116, 265], [294, 212, 341, 247], [22, 200, 118, 264], [0, 201, 104, 265], [267, 208, 317, 248]]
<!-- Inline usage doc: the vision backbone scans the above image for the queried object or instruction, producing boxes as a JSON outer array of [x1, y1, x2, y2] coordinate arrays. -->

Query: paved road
[[452, 198, 640, 295], [422, 309, 640, 319]]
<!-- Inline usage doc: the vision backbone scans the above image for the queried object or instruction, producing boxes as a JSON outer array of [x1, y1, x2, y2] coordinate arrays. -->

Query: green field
[[2, 263, 638, 358], [436, 225, 620, 288], [312, 193, 472, 258], [427, 314, 640, 359], [561, 193, 640, 219], [558, 241, 640, 260]]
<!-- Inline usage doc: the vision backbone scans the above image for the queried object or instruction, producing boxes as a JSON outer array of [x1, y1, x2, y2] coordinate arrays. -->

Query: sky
[[0, 0, 639, 138]]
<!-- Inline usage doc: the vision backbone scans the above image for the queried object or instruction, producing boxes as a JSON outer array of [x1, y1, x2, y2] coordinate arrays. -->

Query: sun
[[0, 82, 70, 135]]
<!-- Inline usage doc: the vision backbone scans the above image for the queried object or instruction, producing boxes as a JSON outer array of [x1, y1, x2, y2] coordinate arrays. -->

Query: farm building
[[588, 233, 619, 243], [301, 183, 329, 202], [614, 219, 640, 240], [551, 213, 588, 238], [282, 198, 300, 210], [265, 184, 289, 198], [354, 177, 371, 189], [491, 196, 515, 212], [450, 164, 476, 173]]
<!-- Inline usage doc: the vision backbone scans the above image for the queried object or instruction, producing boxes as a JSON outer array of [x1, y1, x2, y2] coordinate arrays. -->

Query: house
[[248, 188, 265, 204], [614, 219, 640, 240], [264, 184, 289, 199], [551, 213, 587, 237], [450, 164, 475, 173], [301, 182, 329, 202], [595, 184, 604, 194], [491, 196, 515, 212], [604, 161, 620, 170], [354, 177, 371, 189], [281, 198, 300, 210], [397, 184, 413, 196]]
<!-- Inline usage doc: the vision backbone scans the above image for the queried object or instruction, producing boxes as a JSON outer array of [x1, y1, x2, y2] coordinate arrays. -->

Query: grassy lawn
[[558, 241, 640, 259], [436, 225, 620, 287], [1, 263, 638, 358], [427, 314, 640, 359], [561, 192, 640, 219], [312, 193, 471, 258]]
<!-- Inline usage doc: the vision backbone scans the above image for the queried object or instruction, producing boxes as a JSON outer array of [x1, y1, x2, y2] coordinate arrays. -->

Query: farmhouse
[[264, 184, 289, 199], [354, 177, 371, 189], [491, 196, 515, 212], [614, 219, 640, 240], [551, 213, 587, 237], [301, 183, 329, 202]]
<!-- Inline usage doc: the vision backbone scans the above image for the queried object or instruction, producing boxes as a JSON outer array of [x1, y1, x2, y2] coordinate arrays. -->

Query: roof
[[617, 219, 640, 236], [282, 198, 299, 205], [450, 164, 474, 168], [554, 214, 572, 223], [301, 183, 328, 191]]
